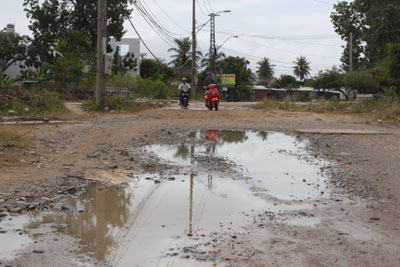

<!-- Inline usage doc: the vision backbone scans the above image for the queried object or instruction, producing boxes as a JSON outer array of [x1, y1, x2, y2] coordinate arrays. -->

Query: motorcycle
[[180, 90, 190, 109], [204, 83, 220, 111]]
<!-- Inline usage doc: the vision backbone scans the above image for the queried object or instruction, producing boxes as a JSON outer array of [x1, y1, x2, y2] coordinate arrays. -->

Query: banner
[[216, 74, 236, 86]]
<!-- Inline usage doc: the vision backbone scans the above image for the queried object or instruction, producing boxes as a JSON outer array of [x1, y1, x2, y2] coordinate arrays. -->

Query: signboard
[[216, 74, 236, 86]]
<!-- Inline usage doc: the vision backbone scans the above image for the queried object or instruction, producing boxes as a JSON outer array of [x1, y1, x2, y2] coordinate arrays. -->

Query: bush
[[0, 89, 66, 115], [83, 96, 157, 112]]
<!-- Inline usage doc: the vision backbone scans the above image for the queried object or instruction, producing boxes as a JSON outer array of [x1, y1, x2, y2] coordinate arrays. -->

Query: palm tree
[[256, 57, 275, 82], [293, 56, 311, 81], [168, 37, 202, 68], [200, 48, 226, 70]]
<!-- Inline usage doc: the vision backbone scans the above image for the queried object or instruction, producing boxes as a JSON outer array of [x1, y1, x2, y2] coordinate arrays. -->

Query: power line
[[238, 37, 340, 59], [128, 17, 160, 61], [196, 0, 208, 16], [150, 0, 192, 34], [134, 1, 176, 46], [205, 0, 214, 13]]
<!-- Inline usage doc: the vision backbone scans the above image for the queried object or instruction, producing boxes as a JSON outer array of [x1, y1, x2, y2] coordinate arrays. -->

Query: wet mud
[[0, 130, 339, 266]]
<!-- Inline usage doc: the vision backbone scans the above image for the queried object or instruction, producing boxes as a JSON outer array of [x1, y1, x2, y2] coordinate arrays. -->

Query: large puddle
[[0, 130, 330, 266]]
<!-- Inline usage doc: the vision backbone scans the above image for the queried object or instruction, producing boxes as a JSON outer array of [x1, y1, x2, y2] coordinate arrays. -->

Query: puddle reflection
[[3, 130, 330, 266], [25, 183, 133, 262]]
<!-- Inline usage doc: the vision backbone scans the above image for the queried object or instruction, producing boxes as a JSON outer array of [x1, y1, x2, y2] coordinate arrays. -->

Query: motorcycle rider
[[178, 77, 191, 107], [203, 72, 216, 92]]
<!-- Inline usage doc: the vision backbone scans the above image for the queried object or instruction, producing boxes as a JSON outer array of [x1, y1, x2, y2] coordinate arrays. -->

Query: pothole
[[0, 130, 332, 266]]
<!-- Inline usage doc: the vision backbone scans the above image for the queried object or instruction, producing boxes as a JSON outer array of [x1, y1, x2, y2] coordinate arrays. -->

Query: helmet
[[207, 72, 212, 76], [182, 77, 187, 81]]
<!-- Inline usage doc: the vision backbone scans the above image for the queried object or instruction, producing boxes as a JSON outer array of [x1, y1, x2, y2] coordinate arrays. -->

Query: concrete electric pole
[[96, 0, 107, 106], [191, 0, 197, 100]]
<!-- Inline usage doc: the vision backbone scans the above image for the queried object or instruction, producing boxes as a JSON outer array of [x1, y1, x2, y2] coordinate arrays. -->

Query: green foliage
[[140, 59, 175, 81], [293, 56, 311, 81], [343, 70, 380, 94], [49, 30, 96, 89], [168, 37, 202, 68], [0, 89, 66, 115], [384, 43, 400, 85], [291, 92, 310, 102], [219, 56, 252, 85], [218, 56, 252, 101], [107, 75, 177, 99], [0, 68, 15, 88], [331, 0, 400, 70], [312, 67, 344, 90], [83, 96, 155, 112], [0, 33, 30, 74], [112, 46, 138, 75], [107, 74, 136, 89], [132, 77, 177, 99], [273, 75, 298, 89], [256, 57, 275, 82], [200, 48, 226, 70], [23, 0, 134, 64]]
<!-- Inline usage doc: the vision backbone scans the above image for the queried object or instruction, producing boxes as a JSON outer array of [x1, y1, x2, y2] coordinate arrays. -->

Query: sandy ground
[[1, 101, 400, 266]]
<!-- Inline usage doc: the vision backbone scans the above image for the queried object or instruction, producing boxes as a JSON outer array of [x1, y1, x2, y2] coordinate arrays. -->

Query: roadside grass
[[0, 126, 34, 166], [255, 98, 400, 124], [82, 96, 166, 113], [1, 89, 68, 117]]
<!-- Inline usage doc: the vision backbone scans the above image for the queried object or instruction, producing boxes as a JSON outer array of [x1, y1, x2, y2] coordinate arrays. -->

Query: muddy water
[[0, 130, 330, 266]]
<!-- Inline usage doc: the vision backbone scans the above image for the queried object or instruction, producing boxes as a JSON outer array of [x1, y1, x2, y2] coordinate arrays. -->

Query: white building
[[1, 24, 22, 79], [108, 38, 141, 76]]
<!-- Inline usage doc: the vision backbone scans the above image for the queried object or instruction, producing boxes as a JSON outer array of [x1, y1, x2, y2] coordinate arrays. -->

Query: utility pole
[[349, 32, 353, 72], [209, 13, 217, 74], [191, 0, 197, 100], [96, 0, 107, 106]]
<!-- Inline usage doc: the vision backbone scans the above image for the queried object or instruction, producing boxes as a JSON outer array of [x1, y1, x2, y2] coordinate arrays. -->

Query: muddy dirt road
[[1, 101, 400, 267]]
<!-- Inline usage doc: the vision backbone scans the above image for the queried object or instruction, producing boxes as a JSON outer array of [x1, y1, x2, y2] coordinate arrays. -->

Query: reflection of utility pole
[[188, 173, 194, 236], [208, 174, 213, 189], [96, 0, 107, 106], [349, 32, 353, 72], [191, 0, 197, 100]]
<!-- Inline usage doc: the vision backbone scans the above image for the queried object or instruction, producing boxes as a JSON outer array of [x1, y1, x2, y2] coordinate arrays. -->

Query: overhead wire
[[127, 17, 160, 61], [150, 0, 192, 34], [134, 1, 176, 46], [205, 0, 214, 13], [196, 0, 208, 16]]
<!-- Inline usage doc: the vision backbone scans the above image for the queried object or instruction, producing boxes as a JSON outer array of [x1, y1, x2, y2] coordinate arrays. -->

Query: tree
[[293, 56, 311, 81], [256, 57, 275, 83], [219, 56, 252, 100], [384, 43, 400, 85], [310, 67, 374, 100], [0, 68, 14, 88], [112, 46, 137, 75], [330, 1, 365, 71], [0, 33, 30, 73], [343, 70, 380, 94], [201, 49, 226, 71], [23, 0, 134, 64], [331, 0, 400, 69], [50, 30, 95, 89], [168, 37, 202, 68], [273, 75, 298, 89], [140, 58, 175, 81]]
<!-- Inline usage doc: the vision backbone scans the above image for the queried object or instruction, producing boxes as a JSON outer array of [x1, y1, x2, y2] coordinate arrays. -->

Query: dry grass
[[0, 127, 35, 167], [255, 98, 400, 124]]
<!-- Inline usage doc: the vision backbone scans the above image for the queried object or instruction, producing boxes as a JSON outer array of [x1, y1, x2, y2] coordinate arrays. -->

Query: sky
[[0, 0, 346, 78]]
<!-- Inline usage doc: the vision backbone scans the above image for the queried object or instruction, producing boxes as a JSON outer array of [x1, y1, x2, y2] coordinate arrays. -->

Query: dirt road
[[1, 101, 400, 266]]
